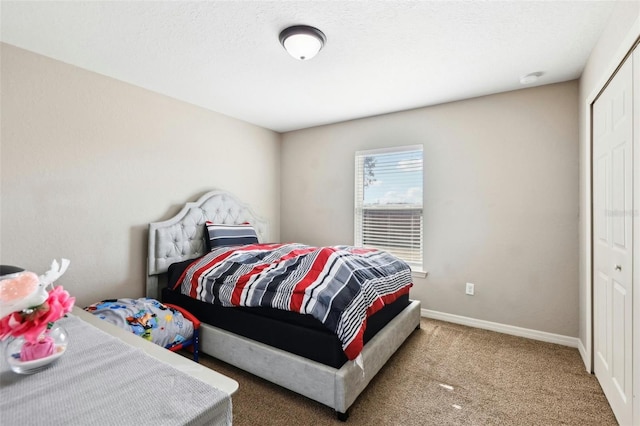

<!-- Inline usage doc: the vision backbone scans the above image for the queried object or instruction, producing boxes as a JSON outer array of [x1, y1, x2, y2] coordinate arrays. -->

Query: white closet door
[[633, 44, 640, 426], [593, 53, 634, 426]]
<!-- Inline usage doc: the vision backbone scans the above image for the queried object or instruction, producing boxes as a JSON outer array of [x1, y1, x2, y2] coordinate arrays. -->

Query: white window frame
[[354, 145, 424, 271]]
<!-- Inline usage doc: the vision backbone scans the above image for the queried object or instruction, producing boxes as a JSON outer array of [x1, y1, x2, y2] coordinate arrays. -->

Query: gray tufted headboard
[[146, 190, 268, 299]]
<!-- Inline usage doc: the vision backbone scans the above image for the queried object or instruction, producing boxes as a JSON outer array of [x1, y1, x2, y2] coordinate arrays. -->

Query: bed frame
[[147, 190, 421, 420]]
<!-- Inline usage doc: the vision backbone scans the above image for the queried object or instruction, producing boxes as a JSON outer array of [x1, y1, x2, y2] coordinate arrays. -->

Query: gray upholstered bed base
[[199, 300, 420, 416], [147, 190, 421, 419]]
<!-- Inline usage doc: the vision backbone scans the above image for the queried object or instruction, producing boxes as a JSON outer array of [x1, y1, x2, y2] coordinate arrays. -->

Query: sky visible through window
[[363, 150, 423, 206]]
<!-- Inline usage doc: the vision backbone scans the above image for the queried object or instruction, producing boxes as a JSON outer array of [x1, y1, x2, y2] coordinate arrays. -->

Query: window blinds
[[354, 145, 424, 269]]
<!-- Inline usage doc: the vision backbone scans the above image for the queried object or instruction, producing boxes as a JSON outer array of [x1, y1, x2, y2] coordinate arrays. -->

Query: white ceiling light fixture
[[520, 72, 543, 84], [279, 25, 326, 61]]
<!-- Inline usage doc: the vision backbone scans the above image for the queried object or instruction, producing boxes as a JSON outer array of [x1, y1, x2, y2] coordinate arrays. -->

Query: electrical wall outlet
[[465, 282, 475, 295]]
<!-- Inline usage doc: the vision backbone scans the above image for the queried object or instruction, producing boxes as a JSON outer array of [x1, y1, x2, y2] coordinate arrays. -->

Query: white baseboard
[[421, 309, 580, 348], [577, 339, 591, 372]]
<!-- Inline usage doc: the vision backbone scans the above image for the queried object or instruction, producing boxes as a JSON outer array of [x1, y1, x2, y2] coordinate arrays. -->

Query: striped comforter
[[175, 243, 413, 360]]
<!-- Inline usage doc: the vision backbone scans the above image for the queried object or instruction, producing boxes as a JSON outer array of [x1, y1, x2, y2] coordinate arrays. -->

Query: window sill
[[411, 270, 428, 279]]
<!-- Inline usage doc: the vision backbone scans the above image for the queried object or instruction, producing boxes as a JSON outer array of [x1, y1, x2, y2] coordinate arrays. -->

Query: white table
[[0, 308, 239, 425], [73, 307, 239, 395]]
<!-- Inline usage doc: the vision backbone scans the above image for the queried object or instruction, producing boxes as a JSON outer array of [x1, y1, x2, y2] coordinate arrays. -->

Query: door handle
[[614, 265, 622, 271]]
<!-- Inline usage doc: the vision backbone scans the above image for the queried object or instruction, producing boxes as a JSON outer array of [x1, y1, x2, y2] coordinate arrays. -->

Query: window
[[354, 145, 424, 270]]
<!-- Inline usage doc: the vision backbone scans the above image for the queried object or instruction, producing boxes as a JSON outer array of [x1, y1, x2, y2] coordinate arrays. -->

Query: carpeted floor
[[195, 318, 617, 425]]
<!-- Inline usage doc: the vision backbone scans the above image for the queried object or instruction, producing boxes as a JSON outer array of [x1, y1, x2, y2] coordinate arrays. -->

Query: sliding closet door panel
[[594, 271, 611, 369], [632, 44, 640, 426], [593, 52, 633, 426]]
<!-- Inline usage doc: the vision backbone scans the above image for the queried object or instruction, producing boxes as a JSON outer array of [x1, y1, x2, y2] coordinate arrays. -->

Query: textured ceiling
[[0, 1, 616, 132]]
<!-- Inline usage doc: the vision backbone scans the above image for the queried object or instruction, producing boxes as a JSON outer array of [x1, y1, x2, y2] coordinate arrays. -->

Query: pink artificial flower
[[0, 286, 75, 343], [0, 304, 50, 343], [38, 286, 75, 324], [0, 311, 30, 340]]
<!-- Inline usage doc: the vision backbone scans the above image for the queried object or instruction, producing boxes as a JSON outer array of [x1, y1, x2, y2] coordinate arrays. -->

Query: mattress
[[163, 259, 411, 368]]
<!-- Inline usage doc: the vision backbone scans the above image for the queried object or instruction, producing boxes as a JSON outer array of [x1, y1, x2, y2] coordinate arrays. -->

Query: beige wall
[[282, 81, 580, 337], [0, 43, 281, 307], [578, 3, 640, 366]]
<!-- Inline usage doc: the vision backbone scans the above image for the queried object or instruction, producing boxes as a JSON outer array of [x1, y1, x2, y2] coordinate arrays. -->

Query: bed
[[147, 190, 421, 420]]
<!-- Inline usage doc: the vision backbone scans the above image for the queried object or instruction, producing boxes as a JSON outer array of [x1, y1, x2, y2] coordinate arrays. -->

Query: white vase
[[5, 323, 68, 374]]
